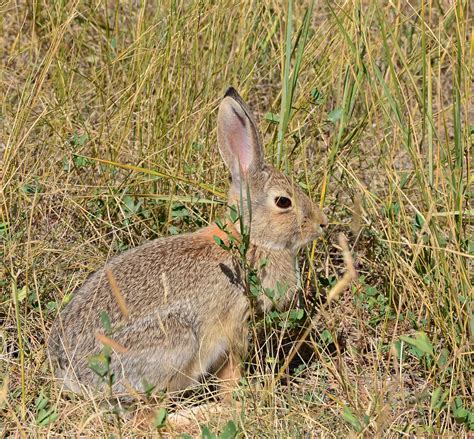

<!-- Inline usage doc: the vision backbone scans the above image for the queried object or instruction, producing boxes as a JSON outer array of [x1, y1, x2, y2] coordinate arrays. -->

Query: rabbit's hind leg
[[109, 310, 200, 395], [215, 353, 241, 405]]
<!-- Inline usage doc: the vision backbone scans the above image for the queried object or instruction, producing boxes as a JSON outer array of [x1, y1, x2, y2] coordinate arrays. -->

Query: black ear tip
[[224, 87, 240, 99]]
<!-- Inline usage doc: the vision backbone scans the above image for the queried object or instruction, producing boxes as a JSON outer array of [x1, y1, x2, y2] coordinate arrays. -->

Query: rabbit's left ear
[[217, 87, 264, 181]]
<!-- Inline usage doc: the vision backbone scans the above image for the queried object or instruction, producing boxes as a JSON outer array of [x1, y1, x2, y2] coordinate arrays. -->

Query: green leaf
[[88, 353, 109, 378], [453, 407, 469, 423], [213, 235, 225, 249], [142, 379, 156, 398], [437, 348, 449, 367], [192, 141, 204, 151], [414, 212, 425, 230], [201, 426, 216, 439], [62, 156, 71, 171], [219, 420, 237, 439], [72, 132, 88, 147], [276, 281, 288, 299], [430, 387, 448, 411], [99, 311, 112, 334], [35, 392, 58, 427], [62, 293, 73, 306], [385, 201, 400, 219], [327, 108, 343, 123], [288, 308, 304, 322], [153, 408, 167, 428], [364, 285, 378, 297], [399, 331, 434, 356], [264, 288, 274, 299], [264, 112, 280, 124], [16, 286, 28, 303], [320, 329, 333, 344], [249, 283, 260, 297], [342, 406, 362, 432], [452, 396, 474, 426], [35, 393, 48, 411], [37, 408, 59, 426], [229, 205, 239, 223], [167, 225, 179, 235], [0, 222, 8, 237], [310, 88, 324, 104], [171, 204, 189, 218], [123, 195, 139, 214], [73, 154, 90, 168], [46, 301, 58, 312]]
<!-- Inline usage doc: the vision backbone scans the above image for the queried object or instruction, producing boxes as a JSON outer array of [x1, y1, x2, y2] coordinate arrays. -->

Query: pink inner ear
[[227, 114, 253, 176]]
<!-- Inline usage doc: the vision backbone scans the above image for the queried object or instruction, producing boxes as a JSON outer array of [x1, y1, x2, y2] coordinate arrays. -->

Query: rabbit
[[47, 87, 328, 400]]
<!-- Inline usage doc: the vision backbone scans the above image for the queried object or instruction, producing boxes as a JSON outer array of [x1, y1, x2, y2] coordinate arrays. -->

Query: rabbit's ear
[[217, 87, 264, 181]]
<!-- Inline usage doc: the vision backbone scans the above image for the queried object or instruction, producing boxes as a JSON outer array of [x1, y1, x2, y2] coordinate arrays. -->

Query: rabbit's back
[[48, 229, 249, 393]]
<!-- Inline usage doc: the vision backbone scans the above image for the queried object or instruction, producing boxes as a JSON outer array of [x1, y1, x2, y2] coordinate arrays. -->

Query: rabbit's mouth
[[294, 227, 324, 250]]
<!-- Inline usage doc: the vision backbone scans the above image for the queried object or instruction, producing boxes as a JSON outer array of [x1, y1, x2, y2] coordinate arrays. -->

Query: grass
[[1, 0, 473, 436]]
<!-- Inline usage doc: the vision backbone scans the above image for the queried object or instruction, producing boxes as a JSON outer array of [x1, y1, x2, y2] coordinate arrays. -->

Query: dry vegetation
[[1, 0, 473, 437]]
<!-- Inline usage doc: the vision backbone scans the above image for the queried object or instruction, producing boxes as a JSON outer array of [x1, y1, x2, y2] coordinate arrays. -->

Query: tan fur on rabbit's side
[[47, 87, 328, 399]]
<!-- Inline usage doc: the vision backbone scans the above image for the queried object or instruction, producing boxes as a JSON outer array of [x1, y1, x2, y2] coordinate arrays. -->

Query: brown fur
[[47, 87, 327, 398]]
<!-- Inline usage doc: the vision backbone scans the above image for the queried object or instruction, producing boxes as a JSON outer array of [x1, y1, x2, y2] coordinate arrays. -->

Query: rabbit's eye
[[275, 196, 292, 209]]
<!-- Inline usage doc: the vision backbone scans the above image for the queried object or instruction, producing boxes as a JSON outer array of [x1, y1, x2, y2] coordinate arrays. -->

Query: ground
[[1, 1, 472, 437]]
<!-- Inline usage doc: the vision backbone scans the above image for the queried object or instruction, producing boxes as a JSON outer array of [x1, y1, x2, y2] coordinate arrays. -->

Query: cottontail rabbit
[[48, 87, 328, 399]]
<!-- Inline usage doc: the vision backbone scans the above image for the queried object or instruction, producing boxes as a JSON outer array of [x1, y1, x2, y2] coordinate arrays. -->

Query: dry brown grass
[[1, 0, 472, 437]]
